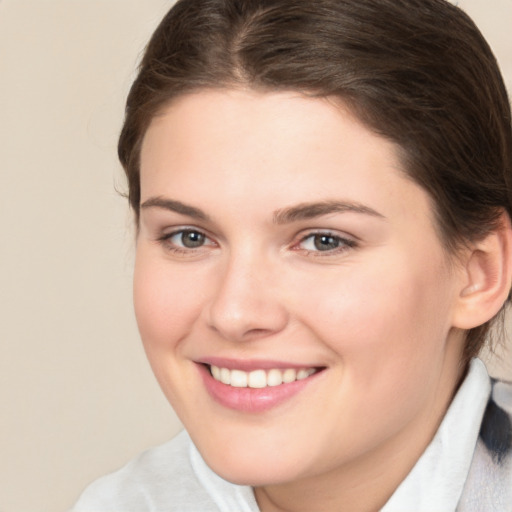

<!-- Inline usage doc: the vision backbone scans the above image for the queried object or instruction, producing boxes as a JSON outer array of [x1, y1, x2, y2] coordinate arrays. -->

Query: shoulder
[[458, 378, 512, 511], [70, 430, 215, 512], [480, 378, 512, 464]]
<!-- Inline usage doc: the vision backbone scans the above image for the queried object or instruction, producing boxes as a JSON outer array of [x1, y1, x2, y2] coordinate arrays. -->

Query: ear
[[452, 212, 512, 329]]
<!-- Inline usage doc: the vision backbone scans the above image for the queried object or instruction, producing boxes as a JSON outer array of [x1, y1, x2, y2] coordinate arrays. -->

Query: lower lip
[[197, 364, 322, 413]]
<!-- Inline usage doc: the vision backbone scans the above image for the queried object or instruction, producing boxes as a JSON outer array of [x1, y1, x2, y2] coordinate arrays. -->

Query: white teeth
[[211, 365, 221, 380], [210, 365, 318, 388], [230, 369, 248, 388], [267, 369, 283, 387], [296, 369, 316, 380], [282, 369, 297, 383], [297, 369, 309, 380], [220, 367, 231, 385], [248, 369, 267, 388]]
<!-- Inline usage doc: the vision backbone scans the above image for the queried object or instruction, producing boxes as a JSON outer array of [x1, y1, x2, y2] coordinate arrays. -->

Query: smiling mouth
[[208, 365, 321, 389]]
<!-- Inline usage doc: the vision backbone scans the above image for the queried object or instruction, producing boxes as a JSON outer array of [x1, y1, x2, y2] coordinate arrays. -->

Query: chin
[[198, 439, 306, 487], [209, 460, 297, 487]]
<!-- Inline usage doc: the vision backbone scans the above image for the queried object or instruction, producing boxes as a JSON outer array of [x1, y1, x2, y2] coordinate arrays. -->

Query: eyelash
[[293, 231, 357, 256], [157, 229, 216, 255], [156, 228, 357, 257]]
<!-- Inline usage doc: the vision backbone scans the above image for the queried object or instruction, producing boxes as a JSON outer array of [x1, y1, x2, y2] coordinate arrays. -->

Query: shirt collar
[[381, 358, 491, 512]]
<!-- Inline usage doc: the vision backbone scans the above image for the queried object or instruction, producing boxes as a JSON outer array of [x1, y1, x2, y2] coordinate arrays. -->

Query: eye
[[171, 230, 207, 248], [297, 232, 356, 253], [159, 228, 216, 252]]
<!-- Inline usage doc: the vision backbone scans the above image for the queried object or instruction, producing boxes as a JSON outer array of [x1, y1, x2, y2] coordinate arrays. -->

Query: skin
[[135, 89, 473, 512]]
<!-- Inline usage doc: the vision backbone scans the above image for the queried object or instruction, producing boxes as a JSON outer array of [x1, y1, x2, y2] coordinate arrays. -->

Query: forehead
[[139, 89, 434, 227]]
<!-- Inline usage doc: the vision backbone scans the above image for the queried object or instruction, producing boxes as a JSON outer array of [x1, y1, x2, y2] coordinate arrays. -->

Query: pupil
[[314, 235, 339, 251], [182, 231, 204, 248]]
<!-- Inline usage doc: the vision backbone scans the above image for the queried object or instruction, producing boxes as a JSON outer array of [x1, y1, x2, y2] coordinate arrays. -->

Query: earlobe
[[453, 212, 512, 329]]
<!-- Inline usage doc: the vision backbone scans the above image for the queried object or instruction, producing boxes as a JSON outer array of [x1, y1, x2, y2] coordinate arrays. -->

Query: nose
[[204, 251, 289, 343]]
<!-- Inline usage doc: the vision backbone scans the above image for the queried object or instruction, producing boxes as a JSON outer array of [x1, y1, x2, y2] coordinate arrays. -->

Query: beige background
[[0, 1, 511, 511]]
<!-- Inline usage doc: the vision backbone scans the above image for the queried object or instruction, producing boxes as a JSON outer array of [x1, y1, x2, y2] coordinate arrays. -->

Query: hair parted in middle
[[118, 0, 512, 361]]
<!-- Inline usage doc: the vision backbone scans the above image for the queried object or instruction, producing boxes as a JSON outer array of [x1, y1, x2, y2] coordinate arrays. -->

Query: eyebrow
[[140, 196, 385, 224], [272, 200, 385, 224], [140, 197, 210, 221]]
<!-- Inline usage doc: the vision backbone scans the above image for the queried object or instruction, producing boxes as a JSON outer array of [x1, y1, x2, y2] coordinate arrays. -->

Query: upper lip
[[197, 357, 324, 371]]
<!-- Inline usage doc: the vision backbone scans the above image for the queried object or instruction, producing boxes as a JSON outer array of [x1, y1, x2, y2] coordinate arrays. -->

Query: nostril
[[243, 327, 274, 340]]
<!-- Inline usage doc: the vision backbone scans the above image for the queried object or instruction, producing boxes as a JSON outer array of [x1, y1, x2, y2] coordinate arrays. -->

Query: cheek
[[133, 248, 204, 352], [289, 258, 457, 448], [295, 251, 455, 378]]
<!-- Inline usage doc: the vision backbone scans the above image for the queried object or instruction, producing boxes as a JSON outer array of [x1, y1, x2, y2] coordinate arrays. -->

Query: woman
[[72, 0, 512, 510]]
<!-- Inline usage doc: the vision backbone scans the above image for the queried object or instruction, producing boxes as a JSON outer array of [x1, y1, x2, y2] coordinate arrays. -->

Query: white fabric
[[70, 429, 259, 512], [381, 358, 490, 511], [70, 359, 503, 512]]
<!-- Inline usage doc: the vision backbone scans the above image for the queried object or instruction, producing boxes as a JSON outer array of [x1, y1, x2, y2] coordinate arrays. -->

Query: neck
[[254, 435, 425, 512]]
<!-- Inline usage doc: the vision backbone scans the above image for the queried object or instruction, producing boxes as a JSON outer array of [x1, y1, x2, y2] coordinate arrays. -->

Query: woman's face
[[135, 90, 466, 487]]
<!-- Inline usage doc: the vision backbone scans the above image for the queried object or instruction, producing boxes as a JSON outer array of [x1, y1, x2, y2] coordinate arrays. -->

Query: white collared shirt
[[71, 359, 512, 512]]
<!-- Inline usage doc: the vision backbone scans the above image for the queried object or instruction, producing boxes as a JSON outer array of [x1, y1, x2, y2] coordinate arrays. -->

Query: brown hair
[[118, 0, 512, 362]]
